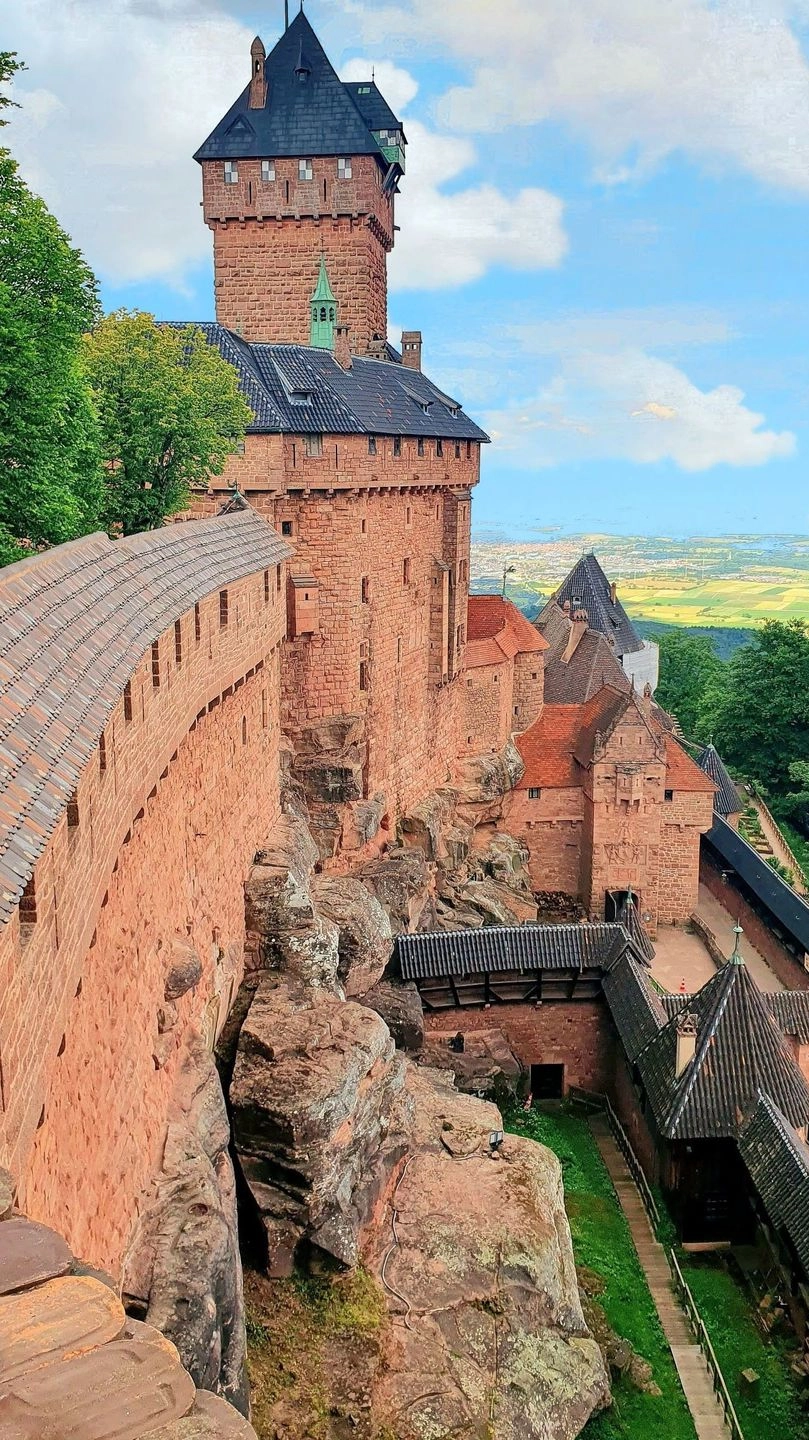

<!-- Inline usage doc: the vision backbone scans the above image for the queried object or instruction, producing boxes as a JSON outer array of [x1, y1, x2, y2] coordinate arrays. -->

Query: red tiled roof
[[516, 706, 584, 788], [465, 596, 547, 670], [665, 738, 717, 793]]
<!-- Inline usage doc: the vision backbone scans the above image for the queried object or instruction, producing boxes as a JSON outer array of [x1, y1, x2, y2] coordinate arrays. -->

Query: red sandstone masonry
[[425, 1001, 614, 1095], [700, 855, 809, 990], [0, 572, 286, 1274]]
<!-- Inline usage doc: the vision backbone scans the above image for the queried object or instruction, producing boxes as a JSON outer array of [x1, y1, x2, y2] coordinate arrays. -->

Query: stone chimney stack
[[334, 324, 353, 371], [675, 1011, 698, 1077], [249, 37, 267, 109], [401, 331, 423, 371]]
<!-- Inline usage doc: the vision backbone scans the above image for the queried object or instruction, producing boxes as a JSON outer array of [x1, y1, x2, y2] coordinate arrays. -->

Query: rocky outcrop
[[453, 739, 525, 825], [354, 847, 433, 934], [362, 979, 424, 1052], [244, 816, 339, 988], [230, 980, 407, 1274], [365, 1066, 610, 1440], [420, 1027, 524, 1101], [122, 1037, 249, 1416], [310, 875, 393, 997]]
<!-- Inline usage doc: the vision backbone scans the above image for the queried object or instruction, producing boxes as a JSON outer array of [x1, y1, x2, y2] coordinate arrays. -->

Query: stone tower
[[195, 12, 405, 353]]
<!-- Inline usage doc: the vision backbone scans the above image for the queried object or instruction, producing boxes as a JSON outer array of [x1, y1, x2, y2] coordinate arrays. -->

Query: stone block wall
[[503, 787, 583, 895], [512, 653, 545, 733], [700, 855, 809, 990], [460, 660, 514, 754], [610, 1052, 661, 1186], [424, 1000, 614, 1095], [0, 572, 286, 1275]]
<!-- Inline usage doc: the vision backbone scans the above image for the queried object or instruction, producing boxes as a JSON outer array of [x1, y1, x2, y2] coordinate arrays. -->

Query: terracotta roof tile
[[465, 596, 547, 671], [515, 706, 583, 788], [665, 739, 717, 793]]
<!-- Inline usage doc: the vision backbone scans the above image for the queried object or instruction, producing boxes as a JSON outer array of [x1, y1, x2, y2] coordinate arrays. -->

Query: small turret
[[249, 37, 267, 110], [310, 256, 337, 349]]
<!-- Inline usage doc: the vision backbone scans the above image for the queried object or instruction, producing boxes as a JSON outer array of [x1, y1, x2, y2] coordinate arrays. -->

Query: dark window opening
[[276, 563, 282, 592], [67, 792, 80, 828], [436, 438, 443, 458], [417, 437, 425, 457], [467, 440, 472, 459], [530, 1064, 565, 1100], [361, 576, 370, 603], [455, 441, 461, 458], [281, 519, 293, 536], [123, 680, 133, 722], [393, 435, 402, 457], [194, 603, 201, 642], [528, 787, 541, 800], [264, 569, 270, 602], [359, 660, 369, 692], [99, 731, 108, 770], [403, 557, 411, 585], [368, 435, 377, 455], [242, 716, 248, 745], [261, 690, 268, 728], [219, 590, 229, 628], [665, 789, 674, 801], [151, 640, 160, 688], [174, 618, 182, 666], [20, 875, 37, 924]]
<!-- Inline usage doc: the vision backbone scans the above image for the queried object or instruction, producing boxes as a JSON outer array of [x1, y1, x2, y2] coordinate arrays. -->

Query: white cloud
[[348, 0, 809, 193], [340, 56, 419, 114], [484, 347, 796, 471]]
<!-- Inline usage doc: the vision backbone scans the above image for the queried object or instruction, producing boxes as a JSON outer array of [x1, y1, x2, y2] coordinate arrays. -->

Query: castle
[[7, 13, 806, 1436]]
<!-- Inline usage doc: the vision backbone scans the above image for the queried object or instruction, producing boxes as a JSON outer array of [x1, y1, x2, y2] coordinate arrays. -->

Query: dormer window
[[224, 161, 238, 184], [358, 85, 371, 94], [261, 160, 275, 182], [299, 159, 313, 181], [337, 157, 352, 179]]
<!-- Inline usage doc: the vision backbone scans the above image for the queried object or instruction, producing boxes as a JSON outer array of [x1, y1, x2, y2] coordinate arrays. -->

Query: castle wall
[[513, 653, 545, 733], [699, 854, 809, 989], [424, 1001, 613, 1095], [503, 788, 583, 895], [0, 570, 286, 1275], [461, 660, 514, 753], [202, 156, 393, 349], [658, 791, 715, 922]]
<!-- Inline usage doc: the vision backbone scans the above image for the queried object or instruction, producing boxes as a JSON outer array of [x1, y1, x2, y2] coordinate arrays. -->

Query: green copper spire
[[729, 923, 744, 964], [310, 256, 338, 349]]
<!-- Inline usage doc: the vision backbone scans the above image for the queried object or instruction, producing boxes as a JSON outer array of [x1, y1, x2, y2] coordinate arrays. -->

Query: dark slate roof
[[739, 1095, 809, 1275], [397, 922, 634, 982], [195, 14, 395, 164], [0, 511, 291, 926], [617, 895, 656, 963], [705, 815, 809, 953], [554, 554, 643, 657], [638, 957, 809, 1139], [697, 744, 741, 816], [534, 598, 572, 660], [173, 324, 489, 441], [766, 990, 809, 1044], [343, 81, 401, 134], [543, 629, 631, 705], [602, 950, 667, 1062]]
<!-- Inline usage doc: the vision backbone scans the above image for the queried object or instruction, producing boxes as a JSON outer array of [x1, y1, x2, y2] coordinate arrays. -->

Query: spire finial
[[730, 923, 744, 963]]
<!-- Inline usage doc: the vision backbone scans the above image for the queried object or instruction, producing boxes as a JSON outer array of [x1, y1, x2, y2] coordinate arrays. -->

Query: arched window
[[329, 308, 335, 322], [320, 306, 327, 321]]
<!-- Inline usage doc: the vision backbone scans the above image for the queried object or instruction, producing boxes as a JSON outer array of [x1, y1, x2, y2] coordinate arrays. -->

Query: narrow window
[[665, 789, 674, 802], [457, 626, 462, 655], [151, 640, 160, 688], [323, 178, 328, 203], [455, 441, 461, 459], [299, 158, 313, 181], [285, 179, 290, 203], [261, 159, 275, 182], [276, 563, 282, 592], [261, 689, 268, 728], [361, 517, 367, 535], [514, 706, 520, 717], [368, 435, 377, 456], [67, 791, 80, 828], [403, 558, 411, 586], [194, 602, 201, 642], [264, 569, 270, 603], [436, 438, 444, 458], [417, 437, 425, 458], [397, 636, 402, 664], [337, 157, 352, 179], [467, 440, 472, 460], [281, 519, 293, 536], [361, 576, 370, 604], [20, 875, 37, 924], [394, 436, 402, 457], [304, 434, 323, 457], [242, 716, 248, 745], [219, 590, 229, 628], [528, 787, 541, 800], [99, 730, 108, 769], [174, 618, 182, 665], [123, 680, 133, 722], [359, 659, 369, 692], [406, 505, 412, 526], [224, 161, 238, 184]]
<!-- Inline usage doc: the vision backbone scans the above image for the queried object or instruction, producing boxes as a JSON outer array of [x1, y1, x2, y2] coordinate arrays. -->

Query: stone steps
[[0, 1177, 256, 1440], [588, 1116, 732, 1440]]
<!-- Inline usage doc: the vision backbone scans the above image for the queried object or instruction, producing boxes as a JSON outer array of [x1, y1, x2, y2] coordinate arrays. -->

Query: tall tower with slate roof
[[195, 12, 404, 353]]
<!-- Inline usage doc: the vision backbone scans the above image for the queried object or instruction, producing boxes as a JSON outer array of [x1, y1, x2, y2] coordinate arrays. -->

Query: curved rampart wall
[[0, 511, 290, 1273]]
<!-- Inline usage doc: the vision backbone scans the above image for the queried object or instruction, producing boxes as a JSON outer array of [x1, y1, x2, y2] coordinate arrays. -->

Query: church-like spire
[[310, 257, 337, 349]]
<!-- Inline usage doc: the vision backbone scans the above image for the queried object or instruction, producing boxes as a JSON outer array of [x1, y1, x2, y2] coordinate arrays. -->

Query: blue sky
[[4, 0, 809, 539]]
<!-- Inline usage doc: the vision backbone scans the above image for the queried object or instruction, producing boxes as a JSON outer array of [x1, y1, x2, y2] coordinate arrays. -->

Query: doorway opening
[[605, 889, 633, 922], [530, 1063, 565, 1100]]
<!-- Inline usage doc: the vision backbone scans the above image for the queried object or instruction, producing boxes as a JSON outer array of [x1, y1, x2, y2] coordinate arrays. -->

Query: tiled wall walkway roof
[[0, 511, 290, 927]]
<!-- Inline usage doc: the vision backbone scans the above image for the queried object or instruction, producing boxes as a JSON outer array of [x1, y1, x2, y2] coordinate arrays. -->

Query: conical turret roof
[[697, 743, 741, 815], [554, 553, 643, 657]]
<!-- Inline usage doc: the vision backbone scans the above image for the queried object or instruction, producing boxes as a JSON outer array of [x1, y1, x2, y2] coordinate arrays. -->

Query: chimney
[[609, 581, 617, 605], [675, 1011, 698, 1077], [249, 37, 267, 109], [334, 324, 353, 371], [401, 330, 423, 371], [561, 615, 588, 664]]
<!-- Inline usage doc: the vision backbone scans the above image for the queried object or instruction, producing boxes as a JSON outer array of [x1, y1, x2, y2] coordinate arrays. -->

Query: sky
[[3, 0, 809, 540]]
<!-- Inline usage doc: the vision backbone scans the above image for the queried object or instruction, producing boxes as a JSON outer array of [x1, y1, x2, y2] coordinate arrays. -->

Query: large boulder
[[420, 1027, 523, 1101], [244, 817, 339, 988], [366, 1067, 610, 1440], [122, 1037, 249, 1416], [354, 847, 433, 934], [310, 875, 393, 997], [230, 980, 406, 1274], [362, 979, 424, 1052], [454, 740, 525, 825], [459, 876, 539, 926]]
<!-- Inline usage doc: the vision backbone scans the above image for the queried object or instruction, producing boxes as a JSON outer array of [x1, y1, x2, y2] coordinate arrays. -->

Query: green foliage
[[82, 311, 253, 535], [654, 630, 725, 739], [702, 620, 809, 797], [506, 1107, 696, 1440], [677, 1256, 806, 1440], [0, 140, 103, 556], [0, 52, 25, 124]]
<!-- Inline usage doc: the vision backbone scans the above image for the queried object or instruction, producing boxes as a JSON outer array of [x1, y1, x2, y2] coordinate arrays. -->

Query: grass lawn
[[506, 1106, 696, 1440], [678, 1255, 807, 1440]]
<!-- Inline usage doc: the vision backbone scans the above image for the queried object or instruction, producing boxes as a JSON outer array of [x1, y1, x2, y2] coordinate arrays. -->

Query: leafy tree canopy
[[702, 620, 809, 797], [82, 312, 254, 535], [654, 630, 725, 740], [0, 53, 103, 564]]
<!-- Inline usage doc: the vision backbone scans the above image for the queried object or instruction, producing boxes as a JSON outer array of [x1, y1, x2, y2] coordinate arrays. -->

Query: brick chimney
[[675, 1011, 698, 1077], [249, 37, 267, 109], [609, 581, 617, 605], [401, 330, 423, 371], [334, 324, 353, 371], [561, 614, 589, 664]]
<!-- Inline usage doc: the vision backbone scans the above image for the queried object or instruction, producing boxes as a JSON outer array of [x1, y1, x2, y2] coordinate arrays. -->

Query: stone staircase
[[0, 1169, 256, 1439]]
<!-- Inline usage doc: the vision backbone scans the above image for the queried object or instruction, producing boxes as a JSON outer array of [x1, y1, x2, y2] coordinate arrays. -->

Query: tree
[[701, 620, 809, 796], [654, 630, 725, 739], [0, 55, 103, 564], [82, 312, 253, 534]]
